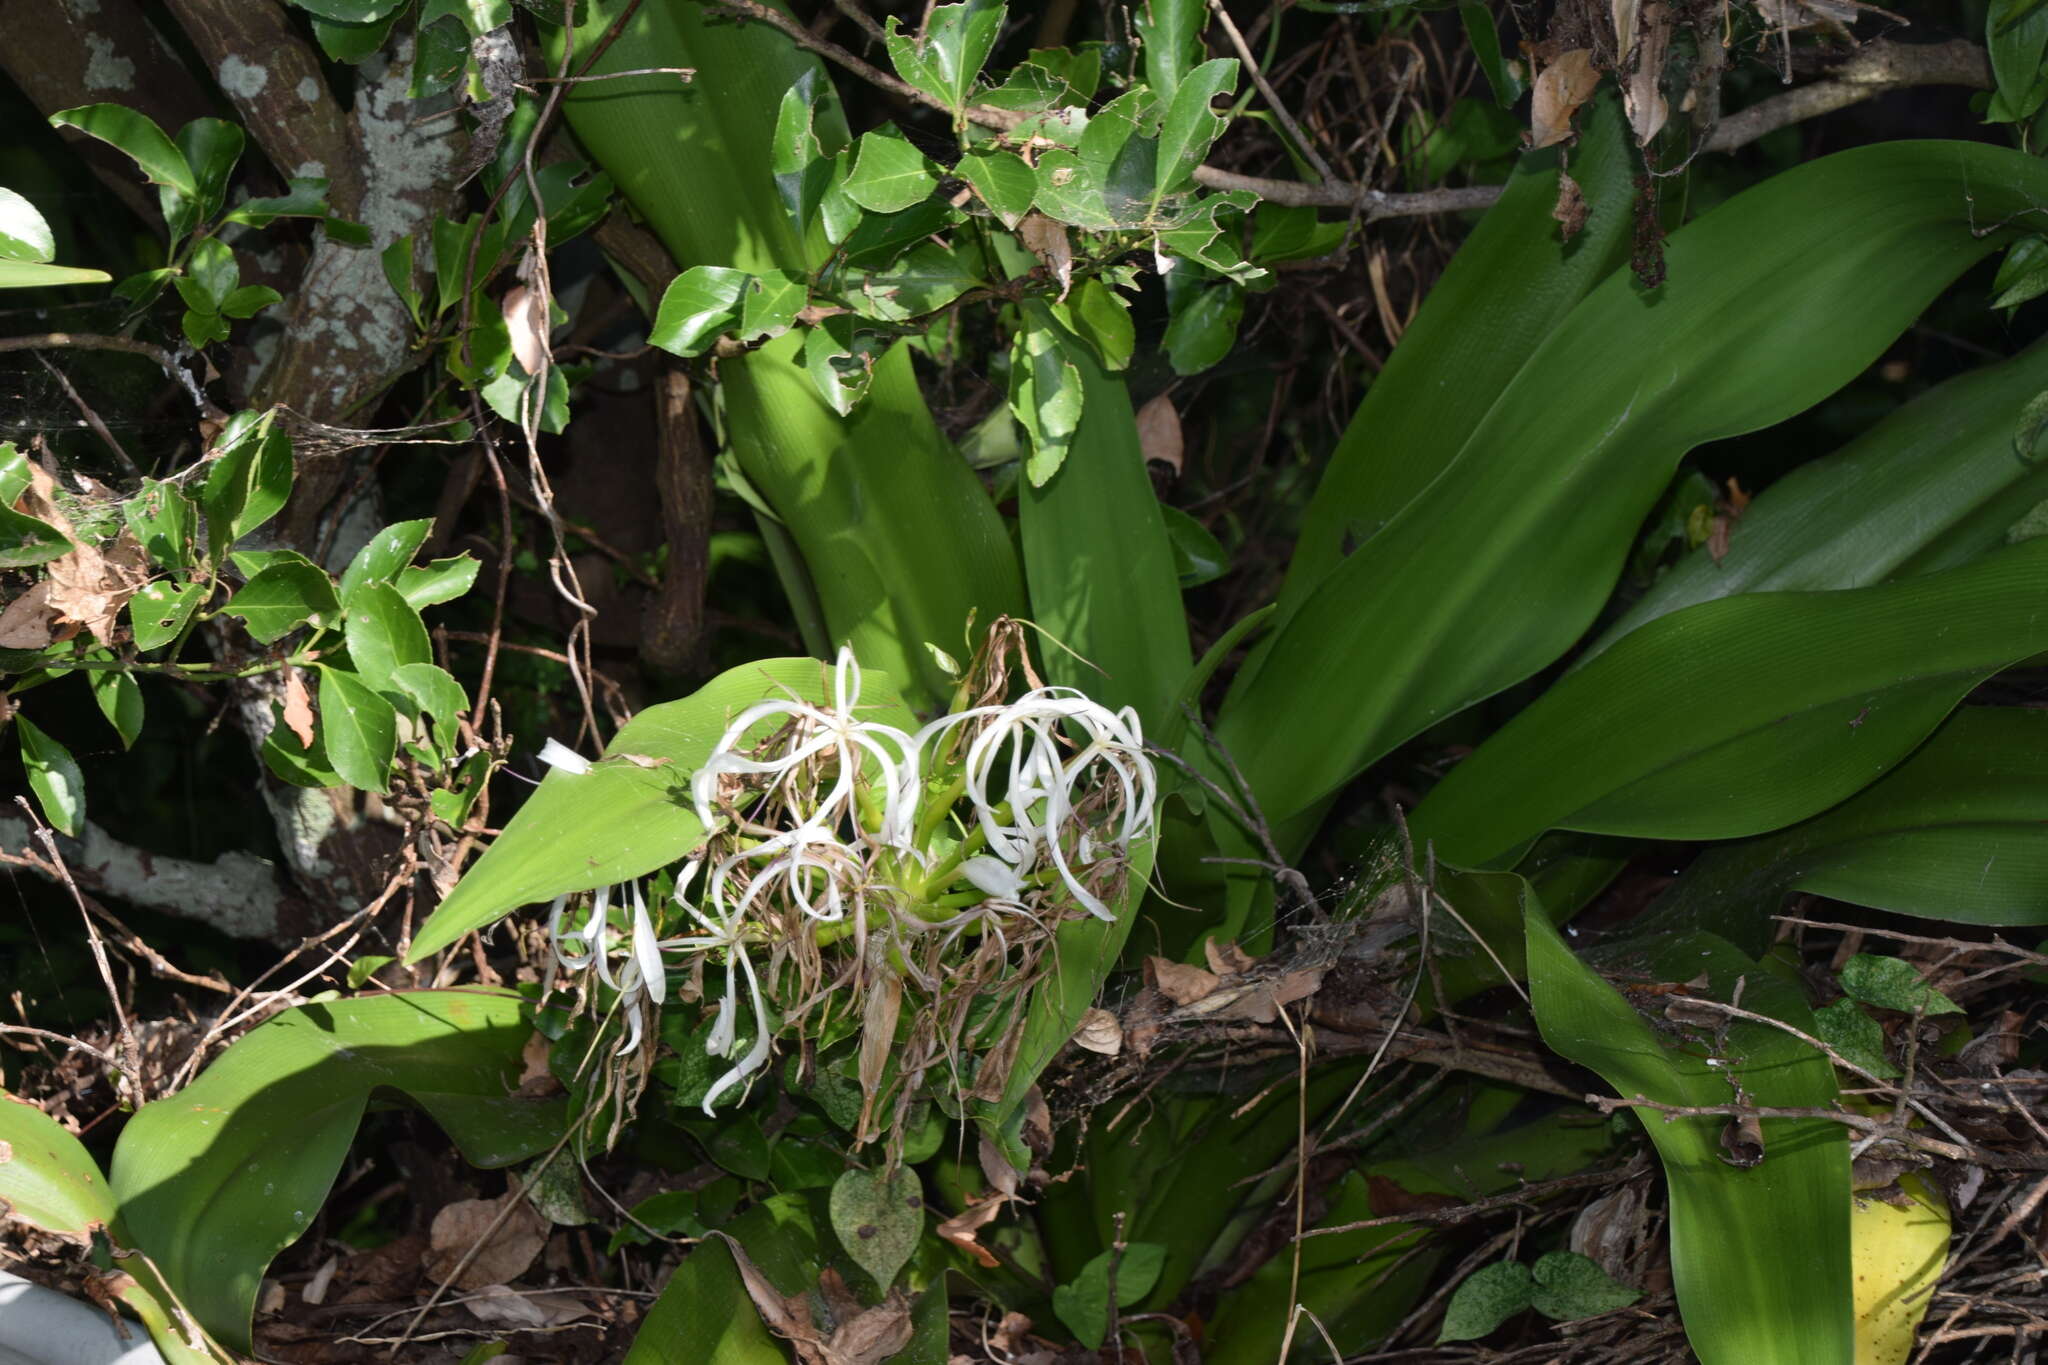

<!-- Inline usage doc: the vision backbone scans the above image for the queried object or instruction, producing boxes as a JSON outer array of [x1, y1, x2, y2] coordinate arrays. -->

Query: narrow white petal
[[536, 738, 592, 776]]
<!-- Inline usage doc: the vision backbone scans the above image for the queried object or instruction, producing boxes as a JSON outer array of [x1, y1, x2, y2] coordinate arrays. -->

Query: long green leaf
[[0, 1089, 114, 1239], [1524, 898, 1851, 1365], [1409, 538, 2048, 867], [623, 1198, 817, 1365], [1017, 302, 1191, 727], [1585, 337, 2048, 660], [407, 656, 914, 962], [110, 990, 559, 1352], [556, 2, 1022, 704], [1221, 140, 2048, 828], [1649, 707, 2048, 945]]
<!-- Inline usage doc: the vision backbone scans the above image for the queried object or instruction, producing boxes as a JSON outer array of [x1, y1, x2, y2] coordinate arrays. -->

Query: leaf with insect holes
[[956, 148, 1035, 229], [828, 1166, 923, 1290], [128, 581, 205, 651], [883, 0, 1004, 115], [1153, 58, 1236, 199]]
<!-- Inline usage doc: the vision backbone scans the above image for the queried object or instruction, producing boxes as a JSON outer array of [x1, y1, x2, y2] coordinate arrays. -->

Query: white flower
[[546, 880, 664, 1054], [657, 863, 772, 1115], [692, 647, 922, 851], [536, 737, 593, 776]]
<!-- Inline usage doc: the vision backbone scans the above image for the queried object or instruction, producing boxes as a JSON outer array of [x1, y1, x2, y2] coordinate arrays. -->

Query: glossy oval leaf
[[0, 186, 55, 263], [1225, 139, 2048, 828], [317, 665, 397, 791], [110, 989, 559, 1352], [0, 1090, 113, 1240], [407, 656, 915, 963], [1410, 538, 2048, 867], [49, 105, 196, 199]]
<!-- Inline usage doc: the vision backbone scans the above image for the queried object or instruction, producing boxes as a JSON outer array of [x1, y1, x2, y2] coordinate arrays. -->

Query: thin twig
[[1208, 0, 1334, 184], [17, 797, 141, 1098], [31, 352, 139, 476]]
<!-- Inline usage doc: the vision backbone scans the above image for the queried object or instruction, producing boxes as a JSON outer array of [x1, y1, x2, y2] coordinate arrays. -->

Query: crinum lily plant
[[536, 626, 1156, 1145]]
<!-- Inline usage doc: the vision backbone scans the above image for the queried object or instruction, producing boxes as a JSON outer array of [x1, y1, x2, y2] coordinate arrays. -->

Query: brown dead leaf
[[978, 1131, 1021, 1199], [1569, 1185, 1646, 1280], [1135, 394, 1183, 475], [824, 1278, 915, 1365], [280, 668, 316, 748], [1552, 171, 1588, 241], [1072, 1007, 1122, 1056], [936, 1192, 1007, 1269], [502, 284, 550, 376], [1529, 48, 1600, 149], [1148, 956, 1221, 1006], [464, 1283, 592, 1329], [1623, 3, 1673, 145], [1203, 940, 1260, 978], [45, 530, 148, 647], [0, 581, 56, 649], [1018, 213, 1073, 300], [424, 1189, 550, 1290]]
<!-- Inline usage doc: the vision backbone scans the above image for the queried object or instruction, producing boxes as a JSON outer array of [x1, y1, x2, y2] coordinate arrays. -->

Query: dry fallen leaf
[[424, 1189, 550, 1290], [502, 284, 550, 376], [1204, 940, 1260, 978], [44, 529, 148, 647], [1553, 170, 1589, 241], [1623, 2, 1674, 145], [1529, 48, 1600, 149], [0, 581, 56, 649], [1207, 967, 1326, 1024], [1149, 956, 1221, 1006], [936, 1192, 1007, 1269], [1072, 1007, 1123, 1056], [1135, 393, 1184, 475], [464, 1283, 591, 1329], [1018, 213, 1073, 300], [280, 667, 317, 749]]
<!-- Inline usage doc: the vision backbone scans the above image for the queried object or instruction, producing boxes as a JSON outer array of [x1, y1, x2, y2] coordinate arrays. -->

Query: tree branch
[[702, 4, 1993, 225]]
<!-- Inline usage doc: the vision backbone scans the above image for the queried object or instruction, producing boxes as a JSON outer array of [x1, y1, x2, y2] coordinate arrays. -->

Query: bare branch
[[1705, 38, 1992, 153]]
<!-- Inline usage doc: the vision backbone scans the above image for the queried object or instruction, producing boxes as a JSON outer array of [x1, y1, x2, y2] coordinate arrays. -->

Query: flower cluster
[[539, 641, 1155, 1119]]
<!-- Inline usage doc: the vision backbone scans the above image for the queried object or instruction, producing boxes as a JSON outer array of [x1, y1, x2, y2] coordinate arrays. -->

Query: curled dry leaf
[[1569, 1184, 1647, 1280], [502, 284, 551, 376], [463, 1283, 592, 1329], [1018, 213, 1073, 300], [1623, 2, 1675, 145], [1135, 393, 1184, 475], [424, 1188, 550, 1290], [0, 580, 56, 649], [936, 1191, 1007, 1269], [1072, 1007, 1123, 1056], [280, 667, 317, 749], [1529, 48, 1601, 149], [46, 530, 148, 647], [1148, 956, 1221, 1006], [1204, 939, 1260, 977]]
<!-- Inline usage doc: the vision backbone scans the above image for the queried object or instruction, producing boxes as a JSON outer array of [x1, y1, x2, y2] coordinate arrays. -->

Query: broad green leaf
[[0, 186, 55, 263], [849, 240, 979, 323], [1224, 139, 2048, 830], [883, 0, 1004, 115], [309, 7, 406, 61], [407, 657, 916, 962], [1016, 301, 1191, 726], [838, 198, 958, 270], [223, 561, 341, 644], [339, 518, 434, 601], [1586, 338, 2048, 659], [343, 581, 430, 692], [802, 315, 885, 414], [262, 713, 343, 790], [828, 1166, 923, 1289], [1987, 0, 2048, 122], [129, 580, 206, 651], [123, 478, 198, 571], [421, 0, 513, 33], [0, 261, 111, 289], [622, 1195, 820, 1365], [0, 1089, 113, 1238], [1160, 504, 1227, 587], [1992, 235, 2048, 309], [396, 554, 480, 609], [1438, 1260, 1534, 1343], [1838, 955, 1963, 1017], [393, 660, 467, 753], [88, 665, 143, 749], [166, 118, 243, 239], [1529, 1252, 1642, 1320], [1054, 278, 1135, 371], [842, 128, 942, 213], [1410, 540, 2048, 867], [1009, 313, 1085, 486], [1650, 708, 2048, 941], [1153, 58, 1237, 198], [1248, 202, 1346, 264], [956, 148, 1036, 228], [1812, 999, 1899, 1079], [1525, 899, 1851, 1365], [555, 1, 1025, 705], [381, 236, 423, 326], [219, 284, 280, 319], [1053, 1242, 1169, 1348], [218, 178, 339, 230], [317, 665, 397, 791], [1134, 0, 1206, 103], [203, 413, 294, 557], [770, 67, 840, 235], [50, 104, 196, 199], [649, 265, 749, 358], [1033, 90, 1158, 231], [177, 238, 238, 316], [0, 489, 72, 568], [1161, 277, 1242, 375], [1155, 193, 1262, 281], [737, 269, 807, 340], [1257, 95, 1629, 671], [18, 716, 83, 836], [111, 990, 558, 1352]]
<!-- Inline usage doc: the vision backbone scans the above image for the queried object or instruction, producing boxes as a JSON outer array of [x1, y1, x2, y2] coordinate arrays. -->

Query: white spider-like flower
[[706, 822, 868, 925], [547, 880, 664, 1055], [656, 862, 773, 1115], [692, 647, 922, 852], [918, 688, 1155, 920]]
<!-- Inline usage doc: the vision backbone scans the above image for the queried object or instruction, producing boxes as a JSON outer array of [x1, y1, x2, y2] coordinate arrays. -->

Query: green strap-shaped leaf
[[554, 1, 1024, 705], [1410, 539, 2048, 867], [0, 1090, 114, 1239], [110, 990, 560, 1353], [1585, 337, 2048, 660], [1223, 139, 2048, 827], [407, 656, 914, 962], [1524, 898, 1851, 1365], [1649, 707, 2048, 945], [1016, 302, 1191, 730]]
